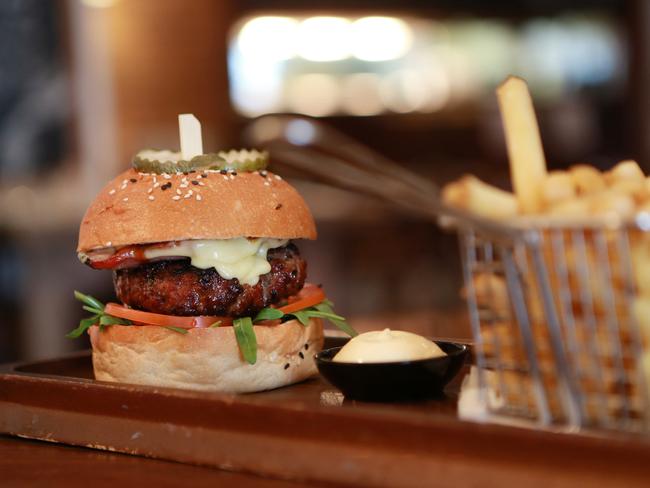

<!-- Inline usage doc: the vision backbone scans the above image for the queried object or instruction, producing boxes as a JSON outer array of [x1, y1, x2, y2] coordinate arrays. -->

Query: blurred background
[[0, 0, 645, 361]]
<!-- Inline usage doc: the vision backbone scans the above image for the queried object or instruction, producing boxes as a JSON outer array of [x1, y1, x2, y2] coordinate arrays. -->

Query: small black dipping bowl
[[315, 342, 468, 402]]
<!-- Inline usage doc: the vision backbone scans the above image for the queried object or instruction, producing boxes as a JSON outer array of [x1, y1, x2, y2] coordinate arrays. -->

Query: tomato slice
[[104, 303, 232, 329], [103, 283, 326, 330], [277, 283, 326, 314]]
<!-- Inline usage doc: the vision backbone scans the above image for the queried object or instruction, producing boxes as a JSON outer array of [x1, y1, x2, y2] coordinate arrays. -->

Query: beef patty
[[113, 243, 306, 317]]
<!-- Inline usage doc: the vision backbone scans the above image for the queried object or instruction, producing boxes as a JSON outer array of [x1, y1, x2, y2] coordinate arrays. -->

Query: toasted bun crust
[[78, 168, 316, 252], [89, 318, 324, 393]]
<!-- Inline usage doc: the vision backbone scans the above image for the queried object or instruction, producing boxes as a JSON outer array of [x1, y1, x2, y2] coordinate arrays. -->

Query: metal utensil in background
[[244, 115, 514, 240]]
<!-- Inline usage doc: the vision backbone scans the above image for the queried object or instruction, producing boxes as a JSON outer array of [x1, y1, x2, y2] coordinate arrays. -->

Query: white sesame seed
[[188, 190, 193, 195], [122, 179, 128, 185], [172, 195, 181, 201], [109, 189, 116, 195], [176, 189, 181, 195], [180, 184, 188, 188], [153, 176, 157, 183], [264, 181, 270, 186], [123, 197, 129, 202], [196, 194, 202, 201], [223, 176, 229, 180], [105, 241, 112, 246], [274, 175, 282, 180], [147, 188, 153, 193], [229, 175, 235, 180], [163, 174, 171, 179], [198, 181, 205, 186], [197, 175, 203, 179], [184, 193, 191, 199], [153, 182, 160, 188], [148, 195, 155, 201], [120, 184, 127, 190]]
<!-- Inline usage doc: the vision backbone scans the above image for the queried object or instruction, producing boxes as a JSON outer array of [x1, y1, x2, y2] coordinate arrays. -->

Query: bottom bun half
[[89, 318, 324, 393]]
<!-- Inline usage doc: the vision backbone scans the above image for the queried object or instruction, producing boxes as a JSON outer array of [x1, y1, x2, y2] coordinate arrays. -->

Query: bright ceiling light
[[238, 16, 298, 61], [297, 16, 351, 62], [351, 17, 413, 62]]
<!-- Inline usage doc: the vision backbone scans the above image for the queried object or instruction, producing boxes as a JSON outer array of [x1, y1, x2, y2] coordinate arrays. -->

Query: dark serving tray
[[2, 337, 650, 487]]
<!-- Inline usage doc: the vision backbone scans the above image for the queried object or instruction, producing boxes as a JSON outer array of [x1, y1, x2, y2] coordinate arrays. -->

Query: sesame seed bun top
[[77, 168, 317, 252]]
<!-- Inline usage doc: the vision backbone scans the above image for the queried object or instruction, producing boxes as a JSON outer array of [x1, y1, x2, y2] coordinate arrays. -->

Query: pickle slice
[[215, 149, 269, 171], [132, 148, 268, 174]]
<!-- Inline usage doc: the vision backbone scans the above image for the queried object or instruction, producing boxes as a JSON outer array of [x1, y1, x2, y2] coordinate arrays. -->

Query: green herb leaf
[[82, 305, 104, 315], [209, 321, 223, 328], [69, 290, 133, 340], [307, 309, 346, 321], [74, 290, 105, 311], [313, 302, 358, 337], [66, 315, 98, 339], [254, 307, 285, 322], [99, 314, 131, 326], [233, 317, 257, 365], [164, 326, 189, 335], [287, 310, 311, 327]]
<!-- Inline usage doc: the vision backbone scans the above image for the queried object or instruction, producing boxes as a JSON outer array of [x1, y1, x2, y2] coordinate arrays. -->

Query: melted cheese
[[145, 238, 287, 286], [333, 329, 446, 363]]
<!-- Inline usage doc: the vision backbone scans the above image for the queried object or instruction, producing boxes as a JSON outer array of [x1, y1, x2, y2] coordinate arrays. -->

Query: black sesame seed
[[129, 178, 137, 183], [304, 343, 309, 350], [275, 203, 283, 210], [191, 180, 199, 185], [202, 172, 208, 178], [219, 169, 227, 175], [231, 171, 237, 176], [299, 352, 304, 359], [161, 182, 172, 191], [183, 172, 189, 176], [284, 363, 290, 370]]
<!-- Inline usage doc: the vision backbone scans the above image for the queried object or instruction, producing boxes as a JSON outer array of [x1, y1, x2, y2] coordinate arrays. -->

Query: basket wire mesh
[[460, 222, 650, 432]]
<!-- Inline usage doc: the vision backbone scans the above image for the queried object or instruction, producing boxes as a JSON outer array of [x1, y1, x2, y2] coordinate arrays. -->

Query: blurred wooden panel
[[105, 0, 236, 164]]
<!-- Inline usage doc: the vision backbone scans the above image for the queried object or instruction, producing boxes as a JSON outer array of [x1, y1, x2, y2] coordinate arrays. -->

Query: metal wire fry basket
[[246, 114, 650, 433], [459, 217, 650, 432]]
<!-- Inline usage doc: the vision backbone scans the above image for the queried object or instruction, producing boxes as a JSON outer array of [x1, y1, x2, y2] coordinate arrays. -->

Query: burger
[[70, 149, 355, 393]]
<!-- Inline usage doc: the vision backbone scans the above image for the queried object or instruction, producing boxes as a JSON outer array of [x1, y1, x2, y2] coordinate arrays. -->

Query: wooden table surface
[[0, 435, 333, 487]]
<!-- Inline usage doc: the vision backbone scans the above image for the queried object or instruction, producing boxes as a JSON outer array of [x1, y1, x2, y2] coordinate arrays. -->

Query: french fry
[[442, 175, 519, 219], [496, 76, 547, 213], [547, 197, 590, 217], [631, 241, 650, 296], [609, 178, 646, 201], [440, 180, 464, 208], [570, 164, 606, 194], [633, 297, 650, 342], [637, 199, 650, 214], [607, 160, 644, 183], [540, 171, 576, 206], [467, 273, 510, 318], [589, 189, 635, 219]]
